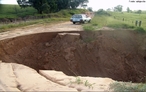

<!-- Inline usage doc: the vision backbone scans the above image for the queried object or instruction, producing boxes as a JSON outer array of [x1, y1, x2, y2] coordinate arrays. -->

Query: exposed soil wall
[[0, 30, 146, 83]]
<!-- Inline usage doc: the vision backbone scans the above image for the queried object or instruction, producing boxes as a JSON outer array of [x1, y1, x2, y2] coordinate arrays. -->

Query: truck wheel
[[82, 21, 85, 24], [73, 22, 76, 24]]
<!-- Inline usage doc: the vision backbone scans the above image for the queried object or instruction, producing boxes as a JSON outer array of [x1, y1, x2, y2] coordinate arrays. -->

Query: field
[[0, 4, 37, 18], [2, 4, 146, 33], [83, 11, 146, 33]]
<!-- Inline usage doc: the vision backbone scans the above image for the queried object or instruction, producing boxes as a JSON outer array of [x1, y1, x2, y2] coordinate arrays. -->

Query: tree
[[96, 9, 110, 16], [47, 0, 57, 13], [41, 2, 50, 13], [136, 10, 142, 14], [17, 0, 89, 14], [127, 7, 130, 13], [70, 0, 88, 9], [56, 0, 70, 11], [87, 7, 93, 12], [106, 8, 111, 11], [0, 0, 1, 6], [17, 0, 30, 8], [70, 0, 78, 9], [0, 0, 2, 11], [29, 0, 50, 14], [114, 5, 123, 12]]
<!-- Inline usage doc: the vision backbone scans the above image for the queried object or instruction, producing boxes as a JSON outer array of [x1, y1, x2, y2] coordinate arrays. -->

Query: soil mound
[[0, 30, 146, 83]]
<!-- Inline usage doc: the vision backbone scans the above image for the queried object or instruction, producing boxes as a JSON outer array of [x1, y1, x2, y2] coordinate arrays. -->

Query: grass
[[83, 12, 146, 33], [110, 12, 146, 30], [0, 4, 37, 18], [83, 15, 111, 31], [83, 25, 95, 31], [0, 4, 87, 32], [134, 27, 146, 33], [110, 82, 146, 92], [0, 18, 68, 32], [0, 4, 87, 18], [70, 77, 95, 89], [70, 77, 84, 84]]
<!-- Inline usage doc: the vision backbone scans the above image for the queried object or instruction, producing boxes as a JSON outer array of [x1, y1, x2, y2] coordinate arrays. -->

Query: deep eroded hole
[[0, 30, 146, 83]]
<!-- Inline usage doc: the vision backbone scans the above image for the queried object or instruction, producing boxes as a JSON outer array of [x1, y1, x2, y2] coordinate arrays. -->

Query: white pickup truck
[[70, 14, 91, 24]]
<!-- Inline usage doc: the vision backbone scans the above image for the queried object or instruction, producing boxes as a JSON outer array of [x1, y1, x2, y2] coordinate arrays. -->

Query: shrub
[[83, 25, 94, 31], [70, 77, 95, 89], [134, 27, 145, 33], [96, 9, 111, 16], [110, 82, 146, 92]]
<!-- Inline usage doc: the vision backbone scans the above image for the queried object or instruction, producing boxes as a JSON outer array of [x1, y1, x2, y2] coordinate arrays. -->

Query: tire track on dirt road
[[0, 22, 83, 40]]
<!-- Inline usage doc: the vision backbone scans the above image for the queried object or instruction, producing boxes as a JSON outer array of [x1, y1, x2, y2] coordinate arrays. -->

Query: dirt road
[[0, 22, 83, 40]]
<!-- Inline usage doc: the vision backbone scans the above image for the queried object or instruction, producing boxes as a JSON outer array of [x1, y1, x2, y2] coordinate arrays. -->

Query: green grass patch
[[83, 12, 146, 33], [0, 4, 37, 18], [82, 15, 109, 31], [134, 27, 146, 33], [109, 12, 146, 30], [110, 82, 146, 92], [83, 25, 95, 31], [91, 15, 109, 28], [70, 77, 95, 89], [107, 23, 135, 29], [0, 4, 87, 19], [0, 18, 68, 32]]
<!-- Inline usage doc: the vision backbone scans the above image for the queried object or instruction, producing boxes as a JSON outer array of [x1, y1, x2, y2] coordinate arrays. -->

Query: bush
[[96, 9, 111, 16], [110, 82, 146, 92], [83, 25, 94, 31], [134, 27, 145, 33]]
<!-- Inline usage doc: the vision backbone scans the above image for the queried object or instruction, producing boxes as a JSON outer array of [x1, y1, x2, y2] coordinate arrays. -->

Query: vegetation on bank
[[83, 10, 146, 33], [0, 18, 69, 32], [0, 4, 87, 32], [17, 0, 88, 14], [0, 4, 87, 18], [0, 4, 37, 18], [110, 82, 146, 92], [83, 10, 146, 90], [1, 4, 146, 34]]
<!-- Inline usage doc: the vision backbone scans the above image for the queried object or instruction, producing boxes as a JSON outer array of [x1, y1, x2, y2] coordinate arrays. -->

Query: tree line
[[17, 0, 88, 14], [106, 5, 143, 14]]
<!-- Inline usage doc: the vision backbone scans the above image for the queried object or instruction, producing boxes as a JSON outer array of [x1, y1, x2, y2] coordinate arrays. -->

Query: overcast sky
[[88, 0, 146, 11], [1, 0, 146, 11]]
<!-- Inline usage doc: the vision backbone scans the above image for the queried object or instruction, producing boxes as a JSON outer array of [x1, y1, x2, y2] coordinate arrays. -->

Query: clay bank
[[0, 30, 146, 83]]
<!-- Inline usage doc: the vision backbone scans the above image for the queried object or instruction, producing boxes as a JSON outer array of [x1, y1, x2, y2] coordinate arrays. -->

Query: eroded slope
[[0, 30, 146, 83]]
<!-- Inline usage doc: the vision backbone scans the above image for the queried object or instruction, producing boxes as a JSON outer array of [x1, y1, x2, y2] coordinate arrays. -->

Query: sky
[[1, 0, 146, 11], [87, 0, 146, 11]]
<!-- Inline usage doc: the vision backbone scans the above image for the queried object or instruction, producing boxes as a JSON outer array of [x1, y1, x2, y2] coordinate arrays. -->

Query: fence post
[[123, 18, 124, 21], [139, 21, 142, 27], [135, 20, 138, 26]]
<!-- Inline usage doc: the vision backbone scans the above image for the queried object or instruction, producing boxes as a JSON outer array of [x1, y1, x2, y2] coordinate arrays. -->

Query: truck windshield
[[72, 15, 82, 18]]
